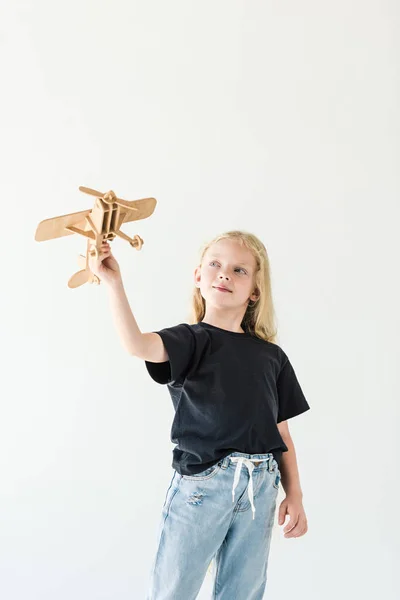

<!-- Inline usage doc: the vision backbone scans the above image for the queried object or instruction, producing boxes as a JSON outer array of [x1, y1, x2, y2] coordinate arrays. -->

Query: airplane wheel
[[131, 235, 143, 250]]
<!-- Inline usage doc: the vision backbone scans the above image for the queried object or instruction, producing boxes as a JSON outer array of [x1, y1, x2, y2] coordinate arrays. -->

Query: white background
[[1, 1, 398, 598]]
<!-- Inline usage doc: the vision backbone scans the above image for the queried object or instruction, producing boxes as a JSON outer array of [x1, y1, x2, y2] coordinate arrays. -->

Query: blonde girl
[[90, 230, 310, 600]]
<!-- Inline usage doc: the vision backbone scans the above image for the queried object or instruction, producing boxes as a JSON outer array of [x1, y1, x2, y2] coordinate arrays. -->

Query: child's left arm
[[276, 420, 309, 539]]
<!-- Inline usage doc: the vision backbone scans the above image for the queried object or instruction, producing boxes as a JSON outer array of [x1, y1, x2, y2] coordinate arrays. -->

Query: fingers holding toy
[[88, 241, 121, 285], [99, 241, 111, 257]]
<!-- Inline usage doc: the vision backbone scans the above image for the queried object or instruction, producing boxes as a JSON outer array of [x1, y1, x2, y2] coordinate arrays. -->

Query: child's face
[[194, 239, 258, 308]]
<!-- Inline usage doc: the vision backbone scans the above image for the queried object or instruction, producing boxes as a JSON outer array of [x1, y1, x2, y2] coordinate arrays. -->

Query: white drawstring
[[230, 457, 270, 520]]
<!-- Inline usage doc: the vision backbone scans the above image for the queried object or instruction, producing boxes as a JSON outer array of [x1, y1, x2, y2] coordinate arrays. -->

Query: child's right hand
[[88, 241, 122, 287]]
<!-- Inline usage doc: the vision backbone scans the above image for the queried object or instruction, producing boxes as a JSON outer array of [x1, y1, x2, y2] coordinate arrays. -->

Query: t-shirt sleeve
[[144, 323, 196, 386], [276, 353, 310, 423]]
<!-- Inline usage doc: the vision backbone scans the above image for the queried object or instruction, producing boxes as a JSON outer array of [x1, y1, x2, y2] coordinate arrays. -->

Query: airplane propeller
[[78, 186, 138, 211]]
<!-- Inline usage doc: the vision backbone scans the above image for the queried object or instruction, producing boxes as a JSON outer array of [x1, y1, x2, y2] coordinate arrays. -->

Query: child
[[89, 230, 310, 600]]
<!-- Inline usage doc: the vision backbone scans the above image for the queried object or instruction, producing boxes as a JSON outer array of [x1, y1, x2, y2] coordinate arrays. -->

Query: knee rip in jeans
[[186, 490, 207, 506]]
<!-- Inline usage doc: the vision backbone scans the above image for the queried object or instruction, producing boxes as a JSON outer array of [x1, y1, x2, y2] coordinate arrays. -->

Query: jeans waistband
[[220, 451, 276, 472]]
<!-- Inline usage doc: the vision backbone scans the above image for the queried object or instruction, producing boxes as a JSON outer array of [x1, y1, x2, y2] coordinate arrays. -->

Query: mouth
[[213, 286, 232, 293]]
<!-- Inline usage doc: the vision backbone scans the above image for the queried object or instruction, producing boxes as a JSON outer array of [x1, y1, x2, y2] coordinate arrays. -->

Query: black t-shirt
[[144, 321, 310, 476]]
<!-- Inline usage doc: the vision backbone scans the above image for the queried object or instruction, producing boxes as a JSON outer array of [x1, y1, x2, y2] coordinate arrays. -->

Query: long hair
[[187, 230, 278, 344]]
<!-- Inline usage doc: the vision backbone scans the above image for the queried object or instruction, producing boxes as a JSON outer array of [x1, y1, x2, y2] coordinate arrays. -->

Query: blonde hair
[[187, 230, 278, 344]]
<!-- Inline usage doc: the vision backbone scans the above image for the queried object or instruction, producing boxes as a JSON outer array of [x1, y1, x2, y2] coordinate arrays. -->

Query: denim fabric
[[146, 451, 281, 599]]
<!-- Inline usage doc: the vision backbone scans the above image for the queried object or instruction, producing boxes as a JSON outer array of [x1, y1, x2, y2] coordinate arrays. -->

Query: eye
[[210, 261, 246, 274]]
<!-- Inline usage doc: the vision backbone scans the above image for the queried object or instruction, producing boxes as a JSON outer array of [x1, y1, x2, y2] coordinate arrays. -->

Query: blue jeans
[[146, 451, 281, 599]]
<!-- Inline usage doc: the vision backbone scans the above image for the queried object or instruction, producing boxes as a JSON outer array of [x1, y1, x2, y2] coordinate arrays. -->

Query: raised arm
[[89, 241, 168, 362], [107, 282, 168, 361]]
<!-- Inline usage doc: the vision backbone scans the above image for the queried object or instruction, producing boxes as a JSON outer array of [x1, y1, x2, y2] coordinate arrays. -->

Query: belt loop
[[268, 454, 274, 472]]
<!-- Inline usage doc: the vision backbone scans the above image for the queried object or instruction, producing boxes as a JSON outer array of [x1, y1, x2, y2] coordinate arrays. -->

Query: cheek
[[239, 280, 253, 293], [201, 269, 213, 282]]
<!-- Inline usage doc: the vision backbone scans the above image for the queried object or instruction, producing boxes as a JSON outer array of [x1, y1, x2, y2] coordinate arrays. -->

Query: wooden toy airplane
[[35, 186, 157, 288]]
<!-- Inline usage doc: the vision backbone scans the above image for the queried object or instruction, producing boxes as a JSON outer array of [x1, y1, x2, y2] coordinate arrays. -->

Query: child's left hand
[[278, 493, 308, 538]]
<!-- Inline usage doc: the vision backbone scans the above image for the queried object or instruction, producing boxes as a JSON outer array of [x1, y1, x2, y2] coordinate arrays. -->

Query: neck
[[201, 311, 246, 334]]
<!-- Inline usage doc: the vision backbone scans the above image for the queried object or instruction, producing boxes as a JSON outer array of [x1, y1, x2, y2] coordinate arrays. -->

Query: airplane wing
[[120, 197, 157, 225], [35, 209, 92, 242]]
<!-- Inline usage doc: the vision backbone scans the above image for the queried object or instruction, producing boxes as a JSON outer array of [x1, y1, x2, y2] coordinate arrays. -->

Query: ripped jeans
[[146, 451, 281, 600]]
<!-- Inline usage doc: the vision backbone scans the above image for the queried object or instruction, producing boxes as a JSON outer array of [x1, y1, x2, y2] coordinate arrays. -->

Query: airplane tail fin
[[68, 269, 91, 288], [68, 254, 100, 288]]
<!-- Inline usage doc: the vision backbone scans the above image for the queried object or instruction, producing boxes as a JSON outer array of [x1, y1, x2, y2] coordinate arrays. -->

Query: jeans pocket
[[272, 468, 281, 490], [162, 472, 179, 511], [182, 460, 222, 481]]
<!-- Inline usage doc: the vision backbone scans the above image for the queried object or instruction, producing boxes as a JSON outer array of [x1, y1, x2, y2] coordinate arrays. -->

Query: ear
[[194, 265, 201, 288], [249, 288, 260, 302]]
